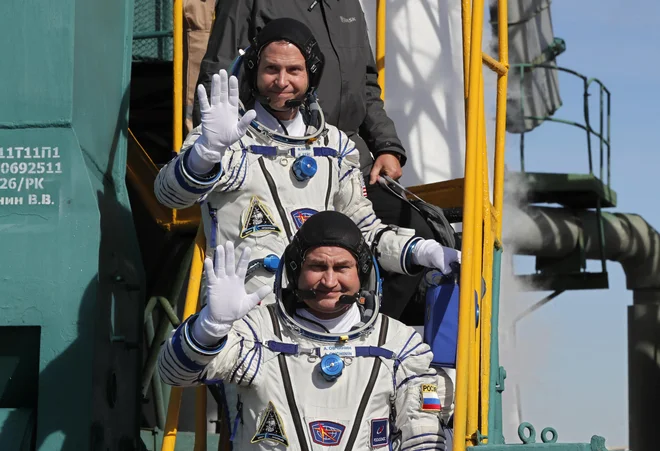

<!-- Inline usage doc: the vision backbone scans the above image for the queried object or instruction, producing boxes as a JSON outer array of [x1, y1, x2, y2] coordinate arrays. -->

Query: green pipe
[[145, 312, 166, 429], [488, 248, 505, 445], [140, 241, 194, 398]]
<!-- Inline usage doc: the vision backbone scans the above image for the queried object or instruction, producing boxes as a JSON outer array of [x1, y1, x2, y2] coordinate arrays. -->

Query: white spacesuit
[[153, 19, 460, 299], [155, 100, 421, 296], [159, 210, 448, 450]]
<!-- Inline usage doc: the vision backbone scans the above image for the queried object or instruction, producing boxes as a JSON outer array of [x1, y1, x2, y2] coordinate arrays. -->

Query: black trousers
[[365, 181, 434, 323]]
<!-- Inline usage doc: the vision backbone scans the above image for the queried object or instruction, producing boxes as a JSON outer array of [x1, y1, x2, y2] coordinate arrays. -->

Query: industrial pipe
[[503, 205, 660, 291], [504, 204, 660, 451]]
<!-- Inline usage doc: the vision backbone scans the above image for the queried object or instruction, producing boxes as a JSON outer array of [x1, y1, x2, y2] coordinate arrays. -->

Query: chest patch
[[240, 195, 281, 238], [290, 208, 318, 230], [309, 420, 345, 446], [359, 173, 368, 197], [420, 383, 442, 412], [370, 418, 388, 448], [251, 401, 288, 446]]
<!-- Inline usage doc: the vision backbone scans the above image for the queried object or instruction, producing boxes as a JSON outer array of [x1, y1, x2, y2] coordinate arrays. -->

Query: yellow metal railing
[[161, 225, 206, 451], [453, 0, 508, 448], [160, 2, 211, 450], [173, 0, 184, 152], [126, 129, 200, 232], [157, 0, 508, 448], [376, 0, 386, 101], [373, 0, 508, 446]]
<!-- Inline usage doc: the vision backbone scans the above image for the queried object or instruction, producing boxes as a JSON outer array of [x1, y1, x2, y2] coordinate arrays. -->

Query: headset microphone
[[294, 289, 316, 300], [284, 98, 304, 108]]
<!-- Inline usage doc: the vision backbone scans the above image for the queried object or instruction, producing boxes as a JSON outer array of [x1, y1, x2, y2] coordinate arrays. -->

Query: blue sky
[[500, 1, 660, 447]]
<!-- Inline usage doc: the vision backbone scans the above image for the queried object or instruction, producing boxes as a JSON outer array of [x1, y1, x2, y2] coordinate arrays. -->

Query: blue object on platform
[[424, 278, 460, 368], [423, 269, 479, 368]]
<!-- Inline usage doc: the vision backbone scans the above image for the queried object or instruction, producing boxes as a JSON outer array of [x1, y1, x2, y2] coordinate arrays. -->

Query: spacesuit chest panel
[[241, 311, 394, 450], [243, 349, 394, 450], [204, 152, 337, 249]]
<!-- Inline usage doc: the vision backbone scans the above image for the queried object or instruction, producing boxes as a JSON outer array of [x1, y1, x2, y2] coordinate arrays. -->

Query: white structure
[[360, 0, 467, 186]]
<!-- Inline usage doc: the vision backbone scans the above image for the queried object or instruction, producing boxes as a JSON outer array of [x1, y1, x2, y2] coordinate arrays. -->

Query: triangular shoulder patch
[[251, 401, 289, 446], [240, 196, 281, 238]]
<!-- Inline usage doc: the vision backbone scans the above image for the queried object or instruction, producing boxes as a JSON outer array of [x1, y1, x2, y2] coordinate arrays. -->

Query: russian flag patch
[[420, 384, 442, 412]]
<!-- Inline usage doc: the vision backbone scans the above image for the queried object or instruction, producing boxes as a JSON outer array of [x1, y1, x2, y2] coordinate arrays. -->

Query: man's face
[[256, 41, 308, 112], [297, 246, 361, 319]]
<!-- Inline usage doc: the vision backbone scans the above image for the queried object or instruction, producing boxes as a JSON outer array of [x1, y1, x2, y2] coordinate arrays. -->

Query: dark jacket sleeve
[[192, 0, 255, 127], [359, 34, 408, 166]]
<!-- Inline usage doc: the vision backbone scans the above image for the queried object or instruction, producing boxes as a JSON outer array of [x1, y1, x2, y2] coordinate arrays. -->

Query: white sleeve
[[154, 127, 249, 208], [333, 131, 422, 274], [393, 331, 447, 450], [157, 312, 265, 387]]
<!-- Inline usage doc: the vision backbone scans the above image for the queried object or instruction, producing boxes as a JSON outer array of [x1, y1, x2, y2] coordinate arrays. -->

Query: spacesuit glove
[[411, 239, 461, 274], [191, 241, 272, 346], [190, 69, 257, 174]]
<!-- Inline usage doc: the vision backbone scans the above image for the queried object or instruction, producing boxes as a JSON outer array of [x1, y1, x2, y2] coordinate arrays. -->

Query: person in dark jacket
[[193, 0, 436, 320]]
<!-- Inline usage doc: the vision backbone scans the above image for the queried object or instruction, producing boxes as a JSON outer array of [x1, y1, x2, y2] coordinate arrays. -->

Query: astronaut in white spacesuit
[[158, 211, 448, 450], [154, 18, 460, 303]]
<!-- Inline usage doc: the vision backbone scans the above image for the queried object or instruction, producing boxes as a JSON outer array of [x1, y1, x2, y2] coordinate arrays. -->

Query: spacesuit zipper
[[258, 158, 293, 240], [207, 204, 219, 248]]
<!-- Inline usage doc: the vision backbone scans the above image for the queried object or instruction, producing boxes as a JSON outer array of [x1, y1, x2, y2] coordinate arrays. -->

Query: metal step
[[516, 271, 609, 291], [507, 172, 617, 208]]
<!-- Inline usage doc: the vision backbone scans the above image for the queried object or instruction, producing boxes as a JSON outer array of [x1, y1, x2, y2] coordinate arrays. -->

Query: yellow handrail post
[[376, 0, 386, 100], [173, 0, 184, 152], [493, 0, 509, 238], [461, 0, 472, 102], [453, 0, 508, 445], [467, 71, 485, 441], [194, 386, 208, 450], [161, 225, 206, 451], [170, 0, 184, 226], [454, 0, 485, 447]]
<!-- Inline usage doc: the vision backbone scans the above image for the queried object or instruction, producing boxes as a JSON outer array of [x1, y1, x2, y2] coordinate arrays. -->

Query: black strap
[[344, 315, 390, 450], [370, 225, 393, 258], [324, 156, 333, 210], [267, 305, 310, 451], [378, 176, 456, 248]]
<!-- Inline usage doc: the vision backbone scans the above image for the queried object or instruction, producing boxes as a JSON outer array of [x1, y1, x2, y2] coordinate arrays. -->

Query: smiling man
[[295, 245, 361, 321], [254, 41, 307, 120], [158, 211, 449, 450]]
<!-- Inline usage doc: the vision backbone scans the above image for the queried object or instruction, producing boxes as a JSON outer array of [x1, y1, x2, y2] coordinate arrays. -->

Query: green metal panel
[[0, 0, 143, 450], [0, 1, 73, 126], [0, 409, 34, 451]]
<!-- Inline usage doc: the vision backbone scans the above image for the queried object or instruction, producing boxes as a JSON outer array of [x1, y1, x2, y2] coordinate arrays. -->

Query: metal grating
[[132, 0, 173, 61]]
